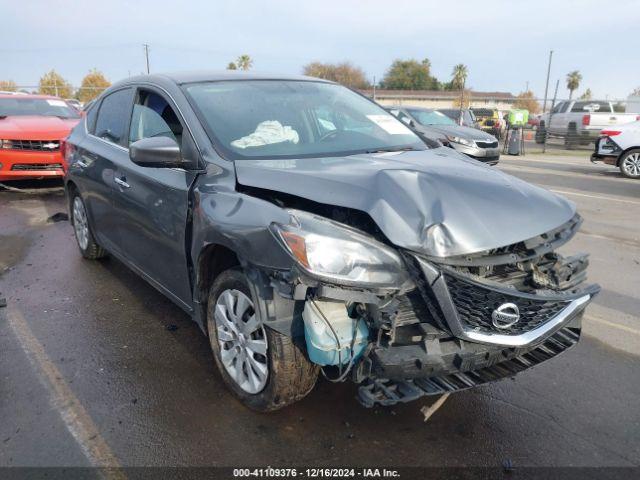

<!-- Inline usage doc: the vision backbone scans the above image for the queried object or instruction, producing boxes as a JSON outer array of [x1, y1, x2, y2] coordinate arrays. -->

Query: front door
[[110, 87, 199, 310]]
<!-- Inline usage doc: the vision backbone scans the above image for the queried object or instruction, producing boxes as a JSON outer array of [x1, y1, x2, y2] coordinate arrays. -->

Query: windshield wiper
[[365, 146, 419, 154]]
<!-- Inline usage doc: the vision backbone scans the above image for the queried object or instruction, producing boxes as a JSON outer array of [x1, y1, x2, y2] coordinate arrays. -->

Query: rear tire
[[207, 268, 318, 411], [535, 122, 546, 144], [619, 149, 640, 179], [565, 123, 578, 150], [71, 193, 107, 260]]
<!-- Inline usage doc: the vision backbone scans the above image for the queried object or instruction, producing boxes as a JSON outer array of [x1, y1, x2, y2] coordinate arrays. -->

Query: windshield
[[0, 97, 80, 119], [184, 80, 426, 159], [407, 109, 456, 126]]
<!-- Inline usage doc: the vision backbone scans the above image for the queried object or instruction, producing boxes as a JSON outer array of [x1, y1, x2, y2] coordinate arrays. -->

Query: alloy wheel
[[214, 289, 268, 394], [622, 153, 640, 177], [72, 196, 89, 250]]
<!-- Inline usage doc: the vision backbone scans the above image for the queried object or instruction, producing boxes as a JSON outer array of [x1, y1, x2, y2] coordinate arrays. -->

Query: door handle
[[114, 177, 130, 189], [76, 160, 88, 168]]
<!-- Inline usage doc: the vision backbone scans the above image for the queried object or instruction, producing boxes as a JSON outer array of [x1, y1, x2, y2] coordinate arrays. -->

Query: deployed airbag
[[231, 120, 299, 149]]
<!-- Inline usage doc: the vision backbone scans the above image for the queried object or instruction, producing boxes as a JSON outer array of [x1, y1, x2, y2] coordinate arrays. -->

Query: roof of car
[[121, 70, 330, 86], [0, 93, 61, 100]]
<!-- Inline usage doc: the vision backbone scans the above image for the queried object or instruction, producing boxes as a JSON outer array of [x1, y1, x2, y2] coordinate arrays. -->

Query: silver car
[[388, 106, 500, 165]]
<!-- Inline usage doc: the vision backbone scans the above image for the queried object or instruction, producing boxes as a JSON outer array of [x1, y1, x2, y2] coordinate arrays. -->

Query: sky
[[2, 0, 639, 100]]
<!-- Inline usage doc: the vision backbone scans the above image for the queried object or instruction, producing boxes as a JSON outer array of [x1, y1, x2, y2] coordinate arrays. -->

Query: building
[[360, 89, 517, 110]]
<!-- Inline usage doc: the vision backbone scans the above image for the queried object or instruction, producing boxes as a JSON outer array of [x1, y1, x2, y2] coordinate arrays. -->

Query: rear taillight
[[61, 140, 75, 168], [600, 130, 621, 137], [582, 114, 590, 126], [636, 115, 640, 121]]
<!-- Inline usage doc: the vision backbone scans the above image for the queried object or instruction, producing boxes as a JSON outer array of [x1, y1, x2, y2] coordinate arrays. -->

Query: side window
[[129, 90, 184, 148], [94, 89, 133, 146], [85, 102, 99, 134], [571, 101, 611, 113], [396, 110, 412, 125]]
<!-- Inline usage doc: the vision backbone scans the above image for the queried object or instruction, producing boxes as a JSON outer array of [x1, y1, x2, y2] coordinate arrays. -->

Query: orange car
[[0, 94, 81, 181]]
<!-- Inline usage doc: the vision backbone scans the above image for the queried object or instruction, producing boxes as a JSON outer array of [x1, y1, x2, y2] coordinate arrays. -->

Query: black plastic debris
[[166, 324, 179, 332], [47, 212, 69, 223]]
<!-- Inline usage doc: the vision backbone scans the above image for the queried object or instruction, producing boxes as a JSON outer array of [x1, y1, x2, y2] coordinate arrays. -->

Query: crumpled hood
[[235, 148, 576, 257], [0, 115, 79, 139], [419, 123, 497, 142]]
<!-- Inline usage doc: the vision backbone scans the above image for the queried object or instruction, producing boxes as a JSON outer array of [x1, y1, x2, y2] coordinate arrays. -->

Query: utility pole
[[525, 80, 529, 92], [542, 79, 559, 154], [542, 50, 553, 113], [372, 75, 376, 101], [143, 43, 150, 74]]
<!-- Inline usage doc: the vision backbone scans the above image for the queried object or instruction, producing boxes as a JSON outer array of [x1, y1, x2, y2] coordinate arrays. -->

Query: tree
[[77, 69, 111, 103], [236, 55, 253, 71], [38, 70, 73, 98], [226, 62, 238, 70], [578, 88, 592, 101], [630, 86, 640, 97], [566, 70, 582, 100], [0, 80, 17, 92], [514, 90, 541, 114], [451, 64, 468, 91], [451, 64, 469, 123], [303, 61, 370, 89], [452, 89, 471, 108], [381, 58, 438, 90]]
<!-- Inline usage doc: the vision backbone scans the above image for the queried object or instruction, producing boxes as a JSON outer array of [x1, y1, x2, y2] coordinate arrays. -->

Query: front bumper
[[353, 249, 597, 406], [358, 325, 581, 407], [0, 149, 66, 181], [450, 143, 500, 165]]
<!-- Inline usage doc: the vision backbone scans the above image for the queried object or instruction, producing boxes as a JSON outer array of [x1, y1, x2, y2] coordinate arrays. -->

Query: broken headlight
[[271, 210, 408, 288]]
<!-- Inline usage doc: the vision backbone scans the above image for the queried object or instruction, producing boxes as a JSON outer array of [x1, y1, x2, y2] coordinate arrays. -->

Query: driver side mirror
[[129, 136, 183, 168]]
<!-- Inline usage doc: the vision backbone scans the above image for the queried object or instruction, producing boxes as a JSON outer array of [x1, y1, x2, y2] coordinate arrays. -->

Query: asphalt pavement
[[1, 151, 639, 470]]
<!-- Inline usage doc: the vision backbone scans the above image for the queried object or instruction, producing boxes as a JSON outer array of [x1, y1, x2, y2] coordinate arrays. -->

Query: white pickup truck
[[535, 100, 639, 148]]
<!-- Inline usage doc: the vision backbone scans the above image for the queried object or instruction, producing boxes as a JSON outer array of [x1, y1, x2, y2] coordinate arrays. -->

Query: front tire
[[207, 268, 318, 411], [71, 193, 107, 260], [619, 149, 640, 179]]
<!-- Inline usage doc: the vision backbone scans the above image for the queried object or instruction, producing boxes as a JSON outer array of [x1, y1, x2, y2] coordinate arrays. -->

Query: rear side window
[[85, 102, 99, 134], [94, 88, 133, 146], [570, 101, 612, 113]]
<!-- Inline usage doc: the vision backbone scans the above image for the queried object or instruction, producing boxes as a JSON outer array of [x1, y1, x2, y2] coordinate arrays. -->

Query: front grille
[[3, 139, 60, 151], [11, 163, 63, 171], [444, 273, 570, 335], [476, 140, 499, 149]]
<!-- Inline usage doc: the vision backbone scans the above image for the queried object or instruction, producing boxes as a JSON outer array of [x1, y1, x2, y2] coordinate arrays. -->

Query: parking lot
[[1, 150, 638, 470]]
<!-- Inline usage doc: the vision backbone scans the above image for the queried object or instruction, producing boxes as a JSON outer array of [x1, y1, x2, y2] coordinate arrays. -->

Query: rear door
[[548, 101, 568, 135], [110, 86, 199, 310], [75, 87, 134, 253]]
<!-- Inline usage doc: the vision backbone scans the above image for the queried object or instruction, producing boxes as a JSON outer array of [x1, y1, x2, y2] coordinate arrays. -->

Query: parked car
[[64, 72, 598, 411], [65, 98, 83, 111], [0, 94, 81, 182], [536, 100, 640, 148], [591, 120, 640, 178], [438, 108, 479, 128], [471, 107, 504, 138], [388, 106, 500, 165]]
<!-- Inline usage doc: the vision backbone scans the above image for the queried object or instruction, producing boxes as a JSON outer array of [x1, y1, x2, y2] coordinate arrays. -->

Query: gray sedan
[[387, 106, 500, 165]]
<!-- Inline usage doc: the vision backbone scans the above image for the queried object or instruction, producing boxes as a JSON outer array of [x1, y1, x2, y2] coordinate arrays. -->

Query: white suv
[[591, 120, 640, 178]]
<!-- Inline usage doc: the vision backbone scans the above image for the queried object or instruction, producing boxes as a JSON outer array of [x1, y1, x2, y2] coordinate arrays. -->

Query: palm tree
[[451, 64, 468, 125], [566, 71, 582, 100], [236, 55, 253, 71], [226, 62, 237, 70]]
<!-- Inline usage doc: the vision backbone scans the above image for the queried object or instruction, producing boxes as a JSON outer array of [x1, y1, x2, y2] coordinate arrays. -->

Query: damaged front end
[[251, 208, 599, 407]]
